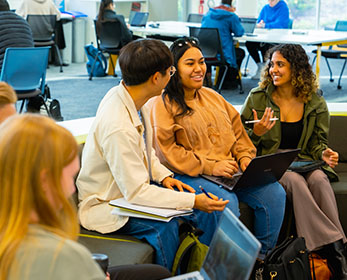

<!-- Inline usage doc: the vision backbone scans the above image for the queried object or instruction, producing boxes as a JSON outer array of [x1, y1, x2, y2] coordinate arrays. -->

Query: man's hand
[[212, 160, 239, 178], [194, 193, 229, 213], [322, 148, 339, 168], [162, 177, 196, 193], [252, 108, 277, 136]]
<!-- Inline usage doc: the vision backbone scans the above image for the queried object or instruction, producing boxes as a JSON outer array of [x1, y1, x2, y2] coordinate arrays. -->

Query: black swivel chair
[[187, 13, 203, 23], [312, 20, 347, 89], [26, 15, 64, 73], [189, 26, 243, 94], [89, 19, 123, 81]]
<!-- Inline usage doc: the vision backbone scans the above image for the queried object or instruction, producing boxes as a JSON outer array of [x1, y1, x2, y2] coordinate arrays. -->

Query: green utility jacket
[[240, 84, 338, 181]]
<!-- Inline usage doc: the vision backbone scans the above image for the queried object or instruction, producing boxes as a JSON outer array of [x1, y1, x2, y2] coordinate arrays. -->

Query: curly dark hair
[[259, 44, 318, 103]]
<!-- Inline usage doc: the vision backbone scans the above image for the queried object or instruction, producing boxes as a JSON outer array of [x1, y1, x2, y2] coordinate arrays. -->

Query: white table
[[235, 28, 347, 82], [130, 21, 200, 40]]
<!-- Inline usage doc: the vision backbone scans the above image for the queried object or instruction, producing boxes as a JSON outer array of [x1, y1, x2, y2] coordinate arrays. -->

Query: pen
[[199, 185, 213, 199], [245, 117, 279, 124]]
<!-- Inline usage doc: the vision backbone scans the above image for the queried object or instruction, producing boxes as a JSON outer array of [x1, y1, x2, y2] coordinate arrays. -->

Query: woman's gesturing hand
[[252, 107, 277, 136]]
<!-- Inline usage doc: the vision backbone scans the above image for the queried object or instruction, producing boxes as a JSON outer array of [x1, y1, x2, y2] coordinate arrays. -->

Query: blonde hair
[[0, 114, 79, 279], [0, 82, 17, 107]]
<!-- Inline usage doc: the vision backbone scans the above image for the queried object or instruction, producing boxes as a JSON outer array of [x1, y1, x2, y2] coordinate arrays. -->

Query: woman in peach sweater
[[149, 37, 286, 257]]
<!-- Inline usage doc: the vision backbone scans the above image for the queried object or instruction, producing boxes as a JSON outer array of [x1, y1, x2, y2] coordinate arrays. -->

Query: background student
[[96, 0, 133, 47], [148, 37, 286, 259], [246, 0, 290, 79], [201, 0, 245, 88], [0, 0, 33, 73], [241, 44, 347, 279], [77, 39, 228, 271]]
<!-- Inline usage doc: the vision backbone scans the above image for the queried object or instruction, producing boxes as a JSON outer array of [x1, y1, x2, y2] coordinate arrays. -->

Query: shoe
[[251, 62, 265, 80], [317, 240, 347, 280]]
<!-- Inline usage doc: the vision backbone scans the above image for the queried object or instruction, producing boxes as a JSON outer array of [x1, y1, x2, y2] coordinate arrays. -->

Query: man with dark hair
[[0, 0, 34, 73], [77, 39, 228, 270]]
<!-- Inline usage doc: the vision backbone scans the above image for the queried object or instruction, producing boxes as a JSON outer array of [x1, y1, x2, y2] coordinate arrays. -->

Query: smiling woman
[[148, 37, 287, 259], [241, 44, 347, 279]]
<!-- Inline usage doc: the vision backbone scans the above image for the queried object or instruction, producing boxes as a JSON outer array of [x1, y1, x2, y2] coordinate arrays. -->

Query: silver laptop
[[202, 149, 300, 192], [240, 17, 257, 36], [164, 208, 261, 280]]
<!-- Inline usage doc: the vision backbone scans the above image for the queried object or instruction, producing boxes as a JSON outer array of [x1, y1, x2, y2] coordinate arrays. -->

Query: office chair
[[312, 20, 347, 89], [26, 15, 64, 73], [90, 19, 123, 81], [0, 47, 51, 114], [189, 27, 244, 94], [187, 13, 203, 23]]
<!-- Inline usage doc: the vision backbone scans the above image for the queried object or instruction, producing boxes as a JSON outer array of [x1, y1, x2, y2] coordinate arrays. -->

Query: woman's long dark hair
[[163, 37, 202, 117], [97, 0, 113, 23]]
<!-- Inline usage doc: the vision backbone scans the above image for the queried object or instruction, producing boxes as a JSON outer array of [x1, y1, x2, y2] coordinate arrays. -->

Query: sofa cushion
[[78, 227, 154, 266], [329, 116, 347, 162]]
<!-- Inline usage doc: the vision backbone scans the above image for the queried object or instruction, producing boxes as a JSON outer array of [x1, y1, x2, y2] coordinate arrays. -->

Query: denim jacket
[[240, 84, 338, 181]]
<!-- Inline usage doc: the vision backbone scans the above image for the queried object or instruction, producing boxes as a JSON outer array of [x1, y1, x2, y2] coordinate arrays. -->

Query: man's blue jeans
[[174, 174, 286, 256], [117, 208, 220, 270]]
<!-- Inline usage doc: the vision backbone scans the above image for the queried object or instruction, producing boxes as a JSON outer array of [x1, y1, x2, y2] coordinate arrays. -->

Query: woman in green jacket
[[240, 44, 347, 279]]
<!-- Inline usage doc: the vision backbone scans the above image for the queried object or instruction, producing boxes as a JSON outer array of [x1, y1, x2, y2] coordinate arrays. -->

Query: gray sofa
[[77, 115, 347, 267]]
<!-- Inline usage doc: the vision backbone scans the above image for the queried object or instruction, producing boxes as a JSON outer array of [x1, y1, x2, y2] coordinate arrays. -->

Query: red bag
[[310, 253, 332, 280]]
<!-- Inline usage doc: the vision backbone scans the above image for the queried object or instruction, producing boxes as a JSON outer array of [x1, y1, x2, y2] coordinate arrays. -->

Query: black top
[[0, 11, 34, 72], [279, 118, 303, 149]]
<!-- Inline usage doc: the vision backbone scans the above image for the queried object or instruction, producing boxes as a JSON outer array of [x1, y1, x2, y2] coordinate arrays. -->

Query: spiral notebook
[[110, 198, 193, 222]]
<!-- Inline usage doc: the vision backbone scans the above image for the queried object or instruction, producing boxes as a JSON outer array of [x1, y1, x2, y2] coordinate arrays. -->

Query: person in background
[[241, 44, 347, 279], [246, 0, 289, 80], [148, 37, 286, 259], [97, 0, 133, 47], [0, 0, 34, 73], [0, 82, 17, 123], [201, 0, 245, 89], [77, 39, 228, 271], [0, 114, 172, 280], [16, 0, 61, 20]]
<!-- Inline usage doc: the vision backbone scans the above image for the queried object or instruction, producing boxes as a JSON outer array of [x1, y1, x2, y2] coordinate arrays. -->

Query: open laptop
[[165, 208, 261, 280], [240, 17, 257, 36], [130, 12, 149, 27], [202, 149, 300, 192]]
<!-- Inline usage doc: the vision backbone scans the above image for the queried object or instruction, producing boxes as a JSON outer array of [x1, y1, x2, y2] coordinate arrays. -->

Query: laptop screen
[[130, 12, 149, 27], [200, 208, 261, 280], [240, 18, 257, 34]]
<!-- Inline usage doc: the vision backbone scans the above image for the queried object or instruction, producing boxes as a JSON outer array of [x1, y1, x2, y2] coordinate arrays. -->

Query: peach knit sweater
[[149, 87, 256, 177]]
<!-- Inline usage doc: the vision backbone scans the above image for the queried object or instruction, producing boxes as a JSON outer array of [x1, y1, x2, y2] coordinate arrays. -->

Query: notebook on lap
[[240, 17, 257, 36], [202, 149, 300, 192], [130, 12, 149, 27], [164, 208, 261, 280]]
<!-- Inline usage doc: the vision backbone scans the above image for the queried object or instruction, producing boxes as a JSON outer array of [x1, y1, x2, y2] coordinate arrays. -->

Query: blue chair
[[0, 47, 50, 113], [312, 20, 347, 89]]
